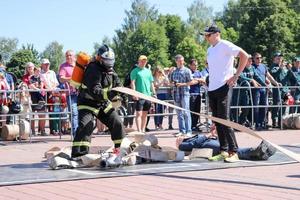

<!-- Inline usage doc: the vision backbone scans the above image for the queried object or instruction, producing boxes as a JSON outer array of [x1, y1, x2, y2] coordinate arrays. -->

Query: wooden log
[[189, 148, 213, 159], [1, 124, 19, 141]]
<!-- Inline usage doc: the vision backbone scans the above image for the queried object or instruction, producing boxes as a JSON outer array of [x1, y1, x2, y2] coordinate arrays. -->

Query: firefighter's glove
[[111, 96, 122, 109]]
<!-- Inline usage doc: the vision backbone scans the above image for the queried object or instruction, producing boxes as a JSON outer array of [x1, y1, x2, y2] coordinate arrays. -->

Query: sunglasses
[[204, 33, 213, 38]]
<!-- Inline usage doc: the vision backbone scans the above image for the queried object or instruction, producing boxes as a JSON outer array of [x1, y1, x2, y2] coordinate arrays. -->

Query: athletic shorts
[[135, 99, 151, 111]]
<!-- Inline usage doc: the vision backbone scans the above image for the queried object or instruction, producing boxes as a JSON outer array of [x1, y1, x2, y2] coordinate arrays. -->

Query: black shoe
[[242, 120, 251, 128], [168, 125, 174, 130], [145, 128, 150, 132], [255, 126, 263, 131], [192, 127, 200, 132], [250, 140, 277, 160]]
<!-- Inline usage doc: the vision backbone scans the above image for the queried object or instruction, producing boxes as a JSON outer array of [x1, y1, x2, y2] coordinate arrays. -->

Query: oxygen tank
[[70, 52, 91, 88]]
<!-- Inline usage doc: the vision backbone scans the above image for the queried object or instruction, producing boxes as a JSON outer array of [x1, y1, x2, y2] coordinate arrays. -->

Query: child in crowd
[[48, 91, 67, 135], [29, 67, 45, 104]]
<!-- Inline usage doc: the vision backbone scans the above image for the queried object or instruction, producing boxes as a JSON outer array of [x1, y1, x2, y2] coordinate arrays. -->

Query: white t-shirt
[[207, 39, 241, 91]]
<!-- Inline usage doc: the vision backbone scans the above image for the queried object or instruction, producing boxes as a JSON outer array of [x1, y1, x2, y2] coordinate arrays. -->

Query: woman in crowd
[[153, 66, 170, 130]]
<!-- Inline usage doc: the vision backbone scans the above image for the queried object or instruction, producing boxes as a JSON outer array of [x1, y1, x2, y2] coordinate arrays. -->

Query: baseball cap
[[273, 52, 283, 57], [138, 55, 147, 61], [41, 58, 50, 64], [201, 24, 221, 35]]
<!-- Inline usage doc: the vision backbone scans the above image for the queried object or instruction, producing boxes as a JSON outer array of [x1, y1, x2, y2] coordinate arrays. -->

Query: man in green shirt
[[130, 55, 156, 132]]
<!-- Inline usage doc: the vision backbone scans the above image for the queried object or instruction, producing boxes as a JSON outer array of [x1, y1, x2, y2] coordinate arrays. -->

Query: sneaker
[[186, 132, 193, 138], [174, 132, 184, 137], [224, 153, 239, 163], [208, 151, 229, 161]]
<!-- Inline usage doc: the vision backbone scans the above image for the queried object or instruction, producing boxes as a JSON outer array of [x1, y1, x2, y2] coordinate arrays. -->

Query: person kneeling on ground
[[176, 124, 276, 162]]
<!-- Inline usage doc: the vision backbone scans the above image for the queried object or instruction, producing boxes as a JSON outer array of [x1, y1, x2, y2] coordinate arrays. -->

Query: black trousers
[[190, 94, 201, 128], [208, 84, 238, 153], [71, 107, 125, 158]]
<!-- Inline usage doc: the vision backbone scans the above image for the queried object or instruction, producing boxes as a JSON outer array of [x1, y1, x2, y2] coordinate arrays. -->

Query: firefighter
[[71, 44, 125, 163]]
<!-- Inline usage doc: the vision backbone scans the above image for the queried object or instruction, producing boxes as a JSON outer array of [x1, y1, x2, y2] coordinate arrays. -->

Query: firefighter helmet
[[97, 44, 115, 70]]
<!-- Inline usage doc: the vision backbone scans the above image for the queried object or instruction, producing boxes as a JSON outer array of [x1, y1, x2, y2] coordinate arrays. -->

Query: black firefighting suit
[[71, 60, 125, 158]]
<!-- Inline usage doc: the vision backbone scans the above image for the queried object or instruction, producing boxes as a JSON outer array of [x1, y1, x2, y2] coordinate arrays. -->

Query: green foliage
[[122, 0, 159, 31], [215, 21, 239, 44], [176, 37, 206, 69], [128, 21, 171, 69], [187, 0, 214, 42], [0, 37, 18, 64], [6, 49, 36, 80], [22, 43, 40, 62], [41, 41, 64, 73], [113, 0, 160, 78], [221, 0, 300, 64], [157, 14, 188, 60], [113, 29, 134, 77], [93, 36, 113, 57]]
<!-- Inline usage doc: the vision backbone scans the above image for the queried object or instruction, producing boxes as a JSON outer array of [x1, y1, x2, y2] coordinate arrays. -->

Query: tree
[[0, 37, 18, 64], [187, 0, 214, 42], [128, 21, 170, 69], [113, 0, 160, 78], [157, 14, 188, 60], [214, 21, 239, 44], [22, 43, 40, 62], [6, 49, 36, 81], [221, 0, 300, 64], [176, 37, 206, 69], [122, 0, 159, 32], [41, 41, 64, 73], [93, 36, 112, 56]]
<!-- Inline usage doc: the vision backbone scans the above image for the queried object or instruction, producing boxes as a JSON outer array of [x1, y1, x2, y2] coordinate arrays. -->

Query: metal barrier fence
[[0, 88, 72, 142], [122, 85, 299, 130], [1, 84, 299, 142], [230, 85, 300, 129]]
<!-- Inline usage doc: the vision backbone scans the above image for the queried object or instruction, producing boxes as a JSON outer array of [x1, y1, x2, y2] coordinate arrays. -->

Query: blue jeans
[[178, 134, 253, 159], [252, 88, 267, 127], [68, 94, 78, 136], [154, 93, 167, 126], [174, 94, 191, 133]]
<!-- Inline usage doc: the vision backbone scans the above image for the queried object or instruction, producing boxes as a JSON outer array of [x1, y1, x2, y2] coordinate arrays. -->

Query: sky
[[0, 0, 228, 55]]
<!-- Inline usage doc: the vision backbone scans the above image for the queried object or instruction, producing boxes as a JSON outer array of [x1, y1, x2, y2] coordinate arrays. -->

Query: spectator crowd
[[0, 50, 300, 137]]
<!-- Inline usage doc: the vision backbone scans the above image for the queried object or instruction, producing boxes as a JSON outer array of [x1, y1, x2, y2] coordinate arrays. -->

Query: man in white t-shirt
[[203, 24, 248, 163]]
